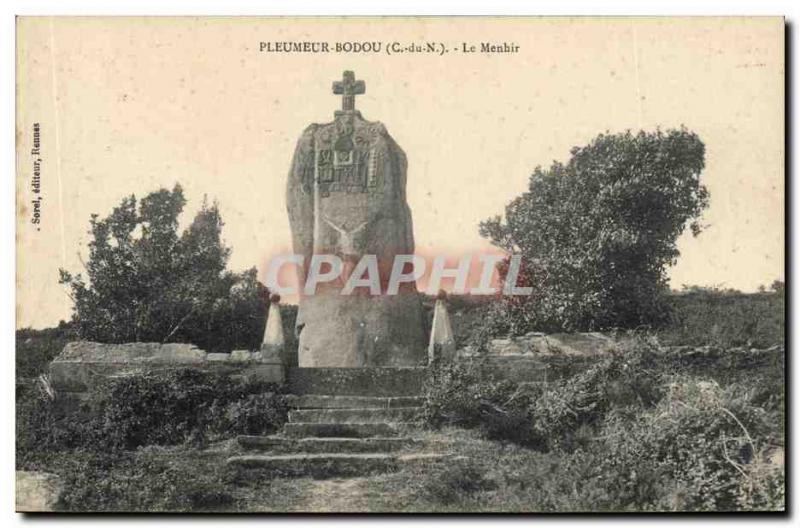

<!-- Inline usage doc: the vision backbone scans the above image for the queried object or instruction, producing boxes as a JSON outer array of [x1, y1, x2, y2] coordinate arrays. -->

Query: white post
[[260, 294, 285, 363], [428, 290, 456, 364]]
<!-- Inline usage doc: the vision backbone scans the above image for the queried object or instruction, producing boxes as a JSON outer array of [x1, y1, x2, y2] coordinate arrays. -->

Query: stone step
[[226, 452, 455, 478], [288, 407, 420, 424], [287, 367, 427, 397], [282, 422, 407, 438], [237, 435, 421, 453], [288, 394, 424, 409]]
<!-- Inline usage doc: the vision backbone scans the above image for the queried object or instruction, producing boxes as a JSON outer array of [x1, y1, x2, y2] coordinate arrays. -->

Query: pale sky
[[16, 17, 784, 329]]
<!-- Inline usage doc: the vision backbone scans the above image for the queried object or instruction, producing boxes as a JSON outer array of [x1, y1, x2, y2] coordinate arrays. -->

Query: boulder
[[49, 342, 285, 396], [286, 79, 426, 367], [49, 341, 206, 392], [16, 471, 63, 512]]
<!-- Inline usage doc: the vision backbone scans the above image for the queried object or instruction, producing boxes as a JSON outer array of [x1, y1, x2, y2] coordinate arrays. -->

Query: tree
[[59, 184, 269, 352], [769, 280, 784, 295], [479, 128, 708, 333]]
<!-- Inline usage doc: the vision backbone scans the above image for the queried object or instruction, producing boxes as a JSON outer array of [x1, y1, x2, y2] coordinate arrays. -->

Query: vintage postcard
[[15, 17, 784, 513]]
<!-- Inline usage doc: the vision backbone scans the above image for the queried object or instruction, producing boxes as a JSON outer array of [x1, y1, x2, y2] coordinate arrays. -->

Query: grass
[[659, 289, 784, 348], [15, 289, 785, 512], [16, 324, 75, 379]]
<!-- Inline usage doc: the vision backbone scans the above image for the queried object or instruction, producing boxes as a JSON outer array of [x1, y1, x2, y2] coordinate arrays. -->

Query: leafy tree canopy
[[60, 184, 268, 352], [480, 128, 708, 333]]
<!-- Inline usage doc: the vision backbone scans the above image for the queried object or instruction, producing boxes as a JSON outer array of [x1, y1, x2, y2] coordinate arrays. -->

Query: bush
[[595, 378, 784, 511], [420, 340, 784, 512], [16, 380, 91, 468], [479, 128, 708, 333], [59, 185, 270, 353], [422, 339, 665, 452], [421, 360, 544, 447], [16, 368, 288, 461], [88, 369, 287, 450], [16, 323, 76, 379], [661, 288, 784, 348], [413, 457, 497, 506], [57, 451, 237, 512]]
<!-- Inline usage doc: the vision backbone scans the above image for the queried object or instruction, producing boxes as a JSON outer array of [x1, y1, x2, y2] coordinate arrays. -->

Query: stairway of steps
[[226, 368, 455, 478]]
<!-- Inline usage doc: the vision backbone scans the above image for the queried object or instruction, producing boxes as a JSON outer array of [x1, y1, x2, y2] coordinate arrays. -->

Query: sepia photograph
[[14, 15, 785, 513]]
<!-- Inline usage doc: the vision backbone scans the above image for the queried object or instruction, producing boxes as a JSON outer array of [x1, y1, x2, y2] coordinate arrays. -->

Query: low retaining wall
[[49, 341, 285, 411], [457, 332, 617, 383]]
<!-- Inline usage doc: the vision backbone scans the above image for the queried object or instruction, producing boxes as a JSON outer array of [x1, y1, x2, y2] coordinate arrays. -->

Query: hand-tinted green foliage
[[58, 185, 269, 352], [480, 128, 708, 332]]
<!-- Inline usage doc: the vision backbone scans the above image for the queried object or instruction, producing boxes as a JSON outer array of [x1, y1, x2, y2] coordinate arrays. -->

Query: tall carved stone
[[286, 71, 427, 367]]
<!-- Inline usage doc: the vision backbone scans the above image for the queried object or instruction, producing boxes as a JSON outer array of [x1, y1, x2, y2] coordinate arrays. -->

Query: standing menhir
[[285, 71, 427, 367]]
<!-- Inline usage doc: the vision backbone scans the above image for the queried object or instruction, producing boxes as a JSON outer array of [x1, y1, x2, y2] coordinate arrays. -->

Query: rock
[[56, 341, 206, 363], [286, 71, 426, 367], [16, 471, 63, 512], [486, 332, 617, 357], [523, 331, 546, 338], [230, 348, 284, 364], [49, 342, 207, 392], [230, 350, 255, 362], [49, 342, 286, 396]]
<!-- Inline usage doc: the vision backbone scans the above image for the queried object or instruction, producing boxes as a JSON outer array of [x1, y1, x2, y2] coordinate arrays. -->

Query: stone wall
[[457, 332, 618, 383], [49, 341, 285, 411]]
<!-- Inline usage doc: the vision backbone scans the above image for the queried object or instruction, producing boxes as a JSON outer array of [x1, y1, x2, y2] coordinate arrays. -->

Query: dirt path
[[242, 475, 389, 512], [291, 477, 377, 512]]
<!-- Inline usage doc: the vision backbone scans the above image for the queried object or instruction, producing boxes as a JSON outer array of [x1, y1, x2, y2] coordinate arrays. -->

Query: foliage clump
[[59, 184, 269, 352], [479, 128, 708, 334], [56, 451, 237, 512], [419, 340, 784, 511], [422, 339, 664, 451], [17, 368, 288, 461]]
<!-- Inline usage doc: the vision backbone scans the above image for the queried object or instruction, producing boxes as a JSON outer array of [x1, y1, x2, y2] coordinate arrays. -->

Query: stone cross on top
[[332, 70, 365, 115]]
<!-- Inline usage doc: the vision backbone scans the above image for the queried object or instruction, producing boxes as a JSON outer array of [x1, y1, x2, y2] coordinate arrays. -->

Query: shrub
[[206, 392, 288, 440], [16, 323, 76, 379], [660, 288, 784, 348], [413, 457, 497, 506], [422, 338, 665, 452], [420, 348, 783, 512], [57, 451, 237, 512], [16, 380, 92, 468], [479, 128, 708, 333], [595, 378, 783, 511], [16, 368, 288, 461], [58, 185, 270, 353], [420, 360, 545, 448], [87, 369, 287, 450]]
